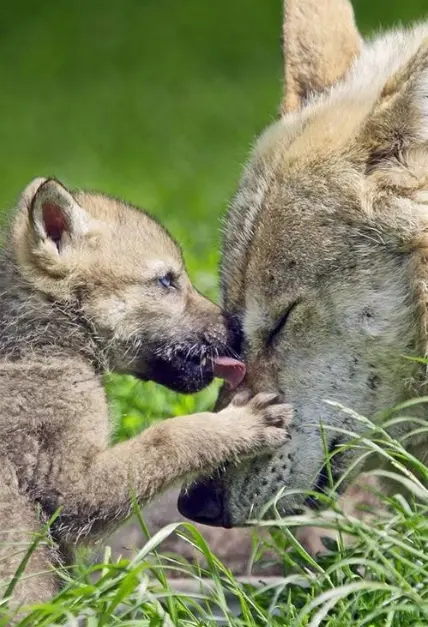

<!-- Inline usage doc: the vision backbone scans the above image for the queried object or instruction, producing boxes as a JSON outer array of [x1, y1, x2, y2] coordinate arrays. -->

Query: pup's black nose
[[177, 477, 229, 527]]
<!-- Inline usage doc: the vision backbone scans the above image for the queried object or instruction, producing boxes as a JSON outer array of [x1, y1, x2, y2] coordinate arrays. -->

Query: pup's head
[[179, 1, 428, 524], [12, 178, 245, 393]]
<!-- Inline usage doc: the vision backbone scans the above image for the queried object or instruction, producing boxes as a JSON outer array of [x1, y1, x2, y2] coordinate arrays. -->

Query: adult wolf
[[179, 0, 428, 526]]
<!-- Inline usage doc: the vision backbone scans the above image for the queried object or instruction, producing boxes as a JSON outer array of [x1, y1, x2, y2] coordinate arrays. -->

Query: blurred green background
[[1, 0, 427, 439]]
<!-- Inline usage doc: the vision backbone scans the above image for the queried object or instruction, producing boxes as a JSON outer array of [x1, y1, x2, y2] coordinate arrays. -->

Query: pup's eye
[[158, 273, 175, 289]]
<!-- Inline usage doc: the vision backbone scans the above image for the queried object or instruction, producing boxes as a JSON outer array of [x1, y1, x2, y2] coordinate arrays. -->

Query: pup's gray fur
[[0, 177, 290, 609]]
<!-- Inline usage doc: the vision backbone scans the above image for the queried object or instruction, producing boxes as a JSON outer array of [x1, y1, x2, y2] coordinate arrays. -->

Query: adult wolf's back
[[179, 0, 428, 526]]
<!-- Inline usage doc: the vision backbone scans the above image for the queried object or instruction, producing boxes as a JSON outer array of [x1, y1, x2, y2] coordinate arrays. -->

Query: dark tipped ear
[[282, 0, 363, 113], [27, 178, 91, 251]]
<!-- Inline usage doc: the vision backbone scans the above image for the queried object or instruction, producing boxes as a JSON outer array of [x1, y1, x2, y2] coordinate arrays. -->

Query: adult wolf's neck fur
[[0, 245, 98, 365]]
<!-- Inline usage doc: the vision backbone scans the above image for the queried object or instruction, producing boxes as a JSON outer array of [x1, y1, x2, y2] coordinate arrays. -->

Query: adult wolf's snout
[[178, 476, 230, 527]]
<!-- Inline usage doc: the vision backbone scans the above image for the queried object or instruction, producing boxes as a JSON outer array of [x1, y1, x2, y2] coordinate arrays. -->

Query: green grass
[[0, 0, 287, 428], [2, 0, 428, 624], [1, 0, 427, 432], [2, 409, 428, 626]]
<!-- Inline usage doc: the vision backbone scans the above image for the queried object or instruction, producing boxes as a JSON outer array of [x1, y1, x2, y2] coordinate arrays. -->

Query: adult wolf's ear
[[282, 0, 363, 113], [358, 39, 428, 178], [353, 39, 428, 360]]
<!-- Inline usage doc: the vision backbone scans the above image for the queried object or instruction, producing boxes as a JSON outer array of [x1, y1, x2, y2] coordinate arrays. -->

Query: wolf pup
[[179, 0, 428, 528], [0, 177, 291, 608]]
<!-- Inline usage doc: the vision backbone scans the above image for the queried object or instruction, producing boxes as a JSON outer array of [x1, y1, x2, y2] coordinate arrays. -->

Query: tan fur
[[178, 0, 428, 533], [0, 178, 291, 612], [282, 0, 362, 113]]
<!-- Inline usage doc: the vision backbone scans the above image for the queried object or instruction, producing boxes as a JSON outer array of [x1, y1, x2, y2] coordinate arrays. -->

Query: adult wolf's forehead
[[221, 127, 361, 311]]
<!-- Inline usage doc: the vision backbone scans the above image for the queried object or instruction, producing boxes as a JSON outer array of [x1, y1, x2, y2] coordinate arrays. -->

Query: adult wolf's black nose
[[177, 477, 229, 527]]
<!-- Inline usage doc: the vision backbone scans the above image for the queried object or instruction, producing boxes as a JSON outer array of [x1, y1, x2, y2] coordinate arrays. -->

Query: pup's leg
[[0, 478, 58, 612], [51, 393, 291, 542]]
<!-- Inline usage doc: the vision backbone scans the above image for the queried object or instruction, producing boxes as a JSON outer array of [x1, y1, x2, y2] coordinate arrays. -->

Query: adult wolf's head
[[179, 0, 428, 525], [10, 178, 244, 393]]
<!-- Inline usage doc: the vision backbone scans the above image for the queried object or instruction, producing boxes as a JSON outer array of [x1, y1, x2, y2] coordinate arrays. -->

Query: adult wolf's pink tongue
[[213, 357, 246, 390]]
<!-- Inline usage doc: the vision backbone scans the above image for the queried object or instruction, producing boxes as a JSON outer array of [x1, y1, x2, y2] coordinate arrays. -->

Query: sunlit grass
[[2, 1, 428, 625], [2, 406, 428, 626]]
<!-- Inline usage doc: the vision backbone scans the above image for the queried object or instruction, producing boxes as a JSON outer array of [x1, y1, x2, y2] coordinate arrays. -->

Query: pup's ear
[[25, 178, 91, 252], [18, 177, 48, 211], [282, 0, 362, 113]]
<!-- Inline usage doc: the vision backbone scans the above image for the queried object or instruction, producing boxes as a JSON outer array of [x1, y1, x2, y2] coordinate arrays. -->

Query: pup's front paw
[[227, 392, 292, 456]]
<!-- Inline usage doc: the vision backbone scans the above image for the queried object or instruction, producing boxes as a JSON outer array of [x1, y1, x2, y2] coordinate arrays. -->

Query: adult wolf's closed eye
[[178, 0, 428, 529], [266, 300, 300, 347]]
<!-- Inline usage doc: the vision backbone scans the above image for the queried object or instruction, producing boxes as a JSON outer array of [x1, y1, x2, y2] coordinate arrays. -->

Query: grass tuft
[[1, 408, 428, 626]]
